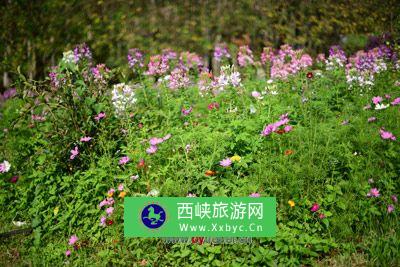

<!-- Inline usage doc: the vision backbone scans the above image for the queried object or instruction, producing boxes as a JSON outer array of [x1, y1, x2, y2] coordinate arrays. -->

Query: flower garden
[[1, 42, 399, 266]]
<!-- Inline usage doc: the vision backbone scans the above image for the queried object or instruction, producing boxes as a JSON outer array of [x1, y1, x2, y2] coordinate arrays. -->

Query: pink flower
[[119, 156, 130, 165], [181, 106, 193, 116], [310, 203, 320, 212], [284, 125, 293, 133], [368, 117, 377, 123], [385, 94, 391, 99], [100, 216, 106, 227], [251, 91, 262, 99], [388, 205, 395, 213], [80, 136, 92, 142], [65, 250, 71, 257], [131, 174, 139, 180], [118, 184, 124, 191], [341, 120, 349, 125], [94, 112, 106, 122], [391, 195, 398, 203], [220, 158, 232, 167], [187, 193, 197, 197], [68, 235, 78, 245], [149, 137, 164, 146], [319, 213, 326, 219], [380, 129, 396, 140], [146, 145, 158, 154], [249, 192, 260, 197], [363, 104, 371, 110], [372, 96, 383, 105], [107, 188, 115, 196], [391, 97, 400, 106], [106, 207, 114, 216], [367, 188, 380, 197], [10, 175, 19, 183], [163, 134, 172, 141], [70, 146, 79, 160]]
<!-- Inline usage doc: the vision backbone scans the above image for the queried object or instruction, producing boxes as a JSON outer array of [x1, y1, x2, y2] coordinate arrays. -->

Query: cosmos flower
[[94, 112, 106, 121], [387, 205, 394, 213], [106, 207, 114, 216], [118, 184, 124, 191], [380, 129, 396, 140], [80, 136, 92, 142], [372, 96, 383, 105], [219, 158, 232, 167], [319, 213, 326, 219], [391, 97, 400, 106], [146, 145, 158, 154], [310, 203, 320, 212], [70, 146, 79, 160], [119, 156, 130, 165], [69, 235, 78, 245], [367, 188, 380, 197], [131, 174, 139, 180], [0, 160, 11, 173]]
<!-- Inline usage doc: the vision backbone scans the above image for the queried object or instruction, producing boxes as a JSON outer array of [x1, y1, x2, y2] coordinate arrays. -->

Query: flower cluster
[[210, 65, 241, 94], [146, 134, 171, 155], [270, 45, 312, 79], [0, 160, 11, 173], [91, 64, 110, 84], [214, 43, 231, 62], [261, 47, 274, 65], [111, 83, 137, 116], [261, 113, 293, 136], [127, 48, 144, 69], [168, 67, 190, 90], [99, 185, 124, 227], [325, 45, 347, 70], [73, 43, 92, 63], [145, 54, 169, 76], [237, 45, 254, 67], [179, 52, 204, 71]]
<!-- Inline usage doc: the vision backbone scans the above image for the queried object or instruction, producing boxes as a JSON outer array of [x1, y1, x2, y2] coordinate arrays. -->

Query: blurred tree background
[[1, 0, 399, 88]]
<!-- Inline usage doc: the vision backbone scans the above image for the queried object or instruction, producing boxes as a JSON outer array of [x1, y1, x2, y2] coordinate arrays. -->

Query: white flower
[[62, 51, 75, 64], [147, 189, 159, 197], [12, 221, 27, 227], [270, 90, 278, 95], [249, 104, 257, 114], [267, 79, 273, 84], [0, 160, 11, 173], [375, 103, 389, 110], [111, 83, 137, 116]]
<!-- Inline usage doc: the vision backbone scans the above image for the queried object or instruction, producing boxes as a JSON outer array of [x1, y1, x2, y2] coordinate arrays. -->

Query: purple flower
[[391, 195, 398, 203], [367, 188, 380, 197], [388, 205, 395, 213], [214, 44, 230, 62], [69, 235, 78, 245], [181, 106, 193, 116], [70, 146, 79, 160], [219, 158, 232, 167], [145, 54, 169, 76], [237, 45, 254, 67], [146, 145, 158, 154], [149, 137, 164, 146], [80, 136, 92, 142], [310, 203, 320, 212], [119, 156, 130, 165], [127, 48, 144, 69]]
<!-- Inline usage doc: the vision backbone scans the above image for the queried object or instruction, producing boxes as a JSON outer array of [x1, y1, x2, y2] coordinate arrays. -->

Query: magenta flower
[[372, 96, 383, 105], [68, 235, 78, 245], [10, 175, 19, 183], [181, 106, 193, 116], [310, 203, 320, 212], [391, 97, 400, 106], [65, 250, 71, 257], [118, 184, 124, 191], [249, 192, 260, 198], [219, 158, 232, 167], [106, 207, 114, 216], [391, 195, 398, 203], [388, 205, 395, 213], [119, 156, 130, 165], [146, 145, 158, 154], [70, 146, 79, 160], [368, 117, 377, 123], [94, 112, 106, 122], [380, 129, 396, 140], [80, 136, 92, 142], [207, 102, 220, 110], [367, 188, 380, 197]]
